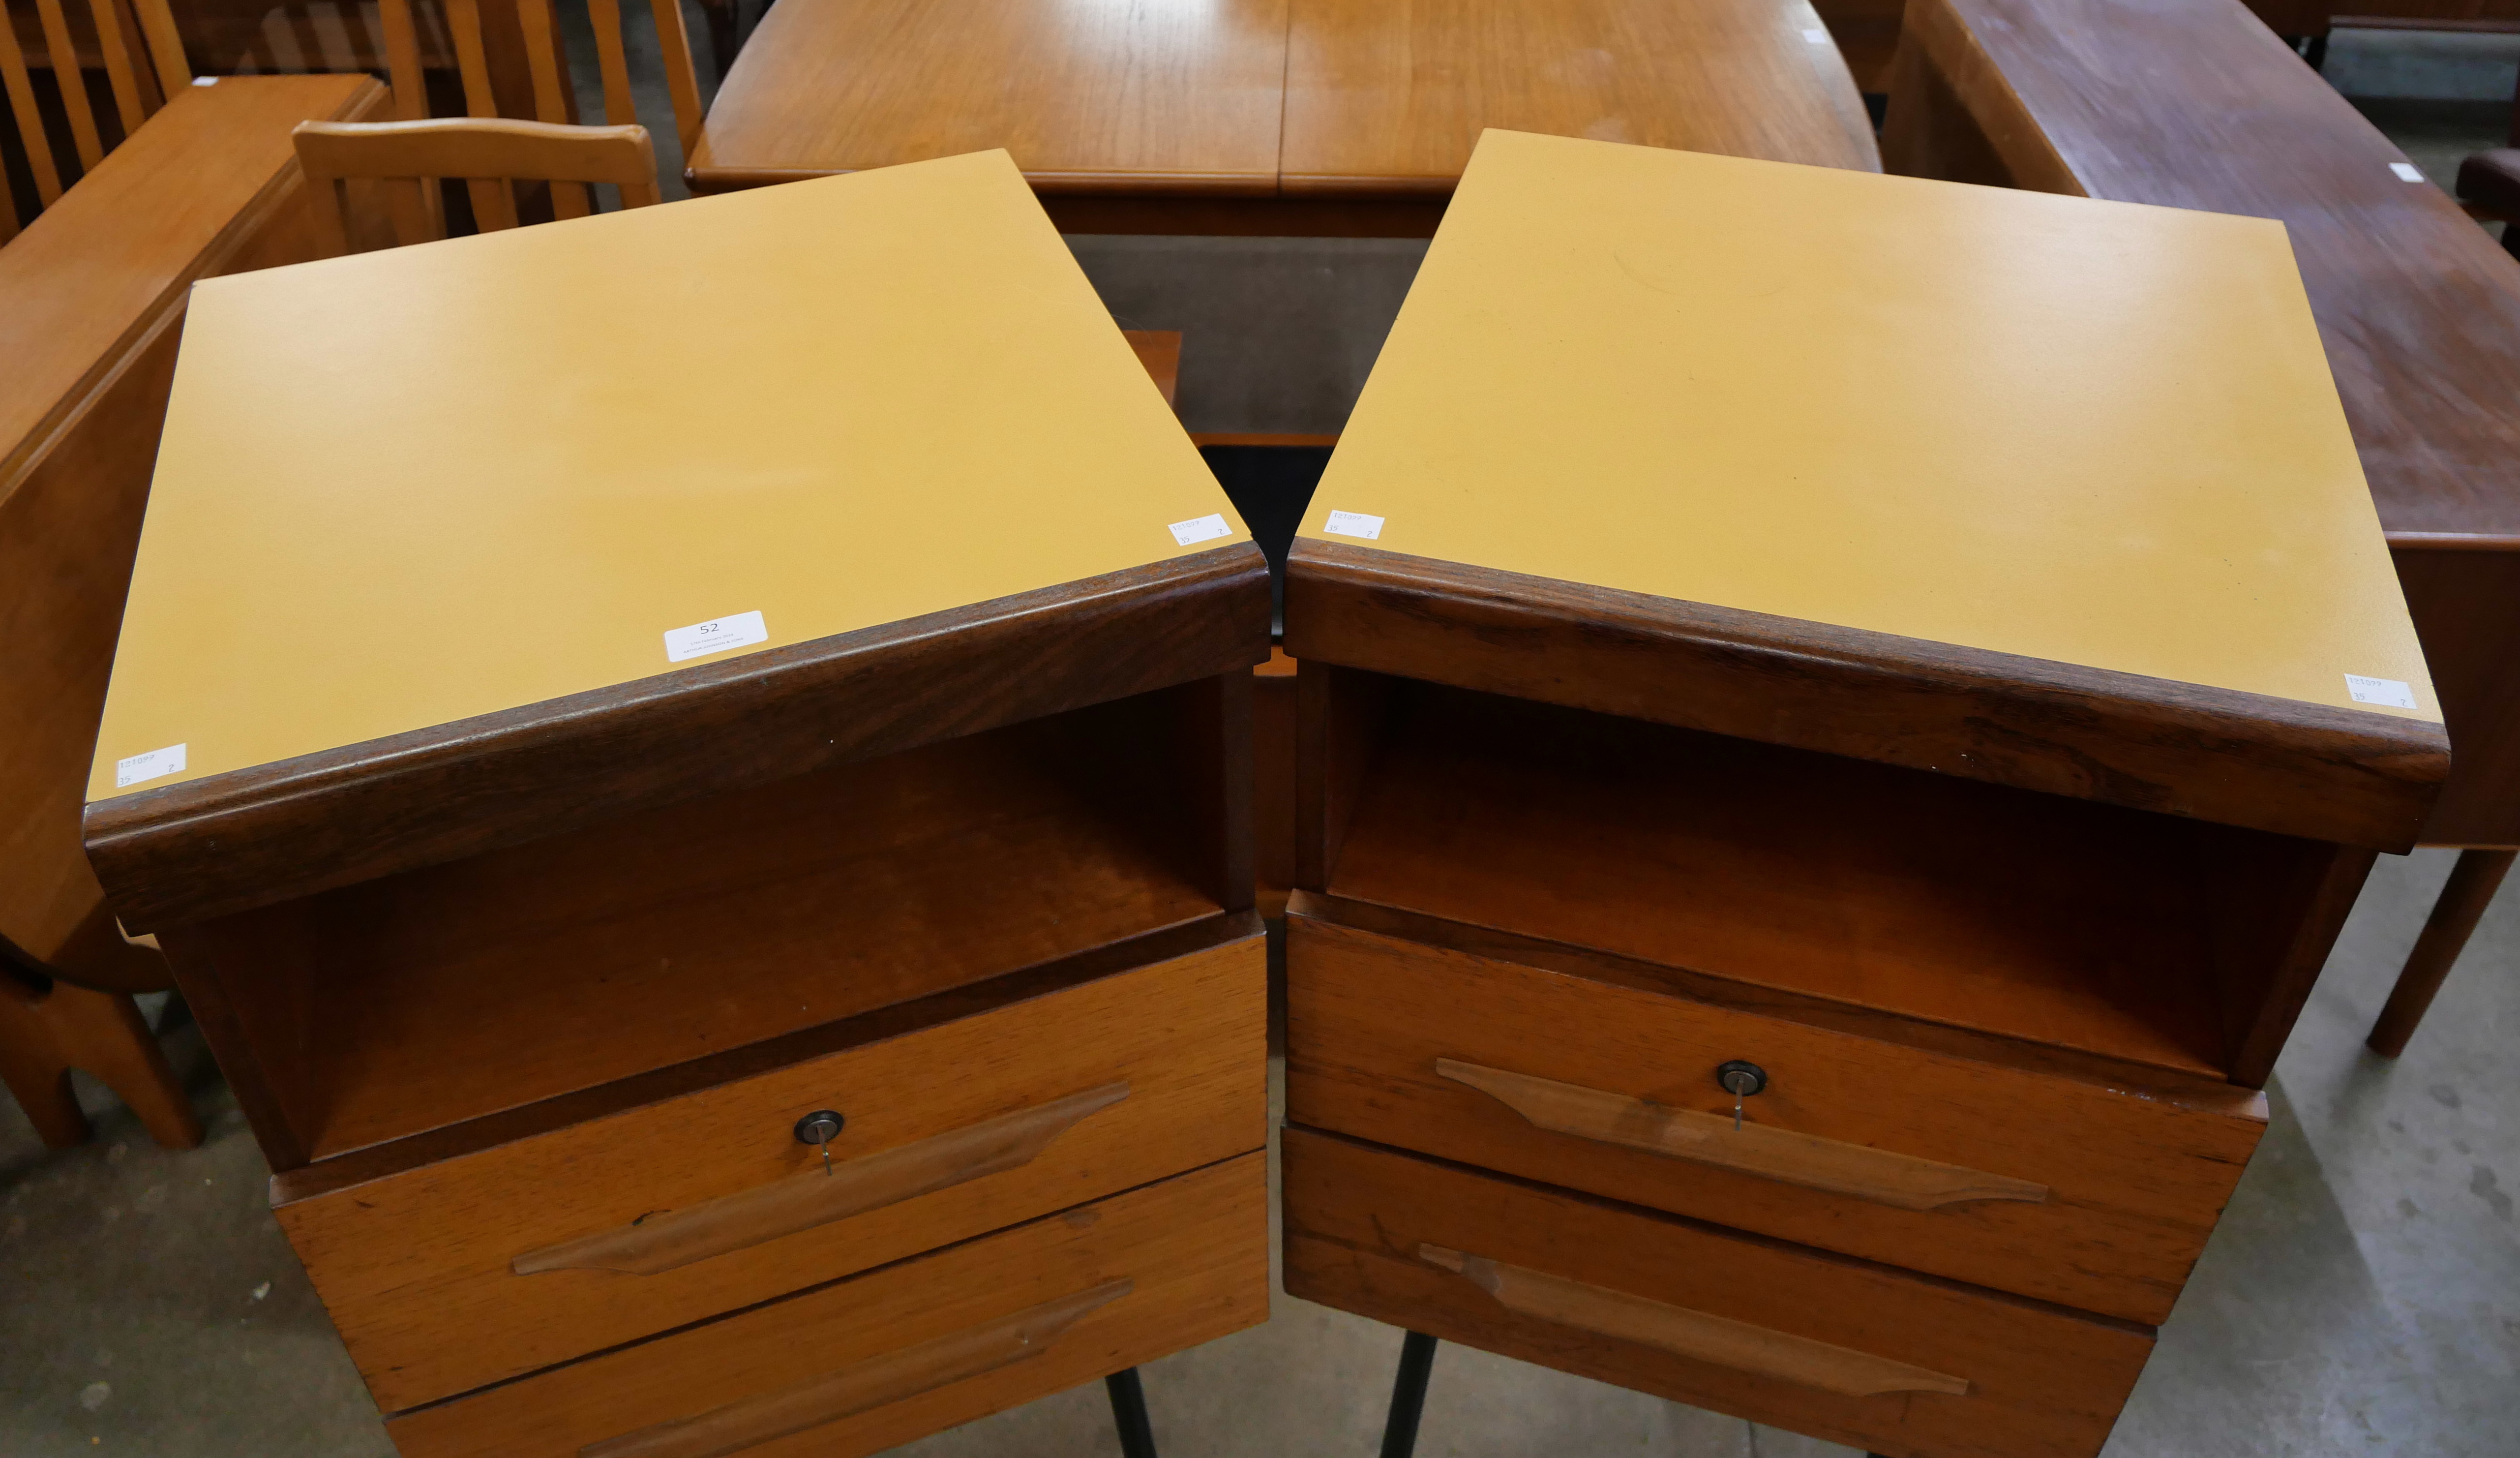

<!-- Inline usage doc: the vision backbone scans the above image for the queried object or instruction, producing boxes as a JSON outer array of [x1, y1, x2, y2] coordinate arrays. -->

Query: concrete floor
[[7, 23, 2519, 1458]]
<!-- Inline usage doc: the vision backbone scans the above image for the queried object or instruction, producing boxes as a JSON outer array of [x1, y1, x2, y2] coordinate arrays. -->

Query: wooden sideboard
[[1279, 130, 2446, 1458], [80, 151, 1273, 1455]]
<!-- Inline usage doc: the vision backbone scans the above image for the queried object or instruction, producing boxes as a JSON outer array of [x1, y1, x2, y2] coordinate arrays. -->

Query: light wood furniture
[[0, 68, 383, 1147], [1880, 0, 2520, 1059], [80, 151, 1270, 1454], [1279, 130, 2445, 1458], [0, 964, 200, 1149], [0, 0, 193, 236], [292, 116, 660, 250], [679, 0, 1878, 235]]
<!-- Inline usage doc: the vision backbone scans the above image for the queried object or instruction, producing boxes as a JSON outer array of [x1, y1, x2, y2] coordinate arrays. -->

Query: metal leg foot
[[1379, 1331, 1440, 1458], [1106, 1367, 1158, 1458]]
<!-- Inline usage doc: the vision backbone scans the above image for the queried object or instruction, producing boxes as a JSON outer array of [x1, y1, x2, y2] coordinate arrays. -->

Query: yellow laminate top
[[89, 150, 1243, 803], [1299, 129, 2436, 722]]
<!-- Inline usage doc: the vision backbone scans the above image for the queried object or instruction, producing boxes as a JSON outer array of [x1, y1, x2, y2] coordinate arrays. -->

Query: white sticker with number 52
[[664, 610, 768, 663]]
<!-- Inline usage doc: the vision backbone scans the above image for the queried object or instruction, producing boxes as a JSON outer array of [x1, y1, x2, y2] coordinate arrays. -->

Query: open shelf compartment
[[1316, 674, 2335, 1082], [202, 684, 1237, 1162]]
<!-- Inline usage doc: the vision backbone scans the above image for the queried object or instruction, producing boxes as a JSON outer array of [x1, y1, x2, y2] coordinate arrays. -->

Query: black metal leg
[[2305, 31, 2329, 69], [1379, 1331, 1440, 1458], [1106, 1367, 1158, 1458]]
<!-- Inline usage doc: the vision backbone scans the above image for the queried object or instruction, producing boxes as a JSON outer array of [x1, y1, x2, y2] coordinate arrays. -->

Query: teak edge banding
[[1283, 538, 2447, 852], [86, 544, 1271, 932]]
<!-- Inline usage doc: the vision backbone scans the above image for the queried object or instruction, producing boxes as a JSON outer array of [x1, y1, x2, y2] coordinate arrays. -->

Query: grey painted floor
[[7, 23, 2519, 1458]]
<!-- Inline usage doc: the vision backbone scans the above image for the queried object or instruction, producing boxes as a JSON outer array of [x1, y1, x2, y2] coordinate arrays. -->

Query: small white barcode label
[[1802, 26, 1830, 41], [116, 743, 187, 789], [663, 610, 768, 664], [2390, 162, 2424, 182], [2344, 674, 2417, 708], [1169, 514, 1232, 546], [1323, 510, 1385, 541]]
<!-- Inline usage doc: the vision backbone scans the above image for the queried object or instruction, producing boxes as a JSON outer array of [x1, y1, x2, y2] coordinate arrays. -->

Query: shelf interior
[[1325, 682, 2237, 1078], [226, 692, 1226, 1160]]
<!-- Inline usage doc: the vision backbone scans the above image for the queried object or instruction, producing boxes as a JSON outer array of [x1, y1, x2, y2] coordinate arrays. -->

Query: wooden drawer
[[390, 1151, 1268, 1458], [277, 932, 1265, 1412], [1284, 1129, 2151, 1458], [1286, 911, 2263, 1325]]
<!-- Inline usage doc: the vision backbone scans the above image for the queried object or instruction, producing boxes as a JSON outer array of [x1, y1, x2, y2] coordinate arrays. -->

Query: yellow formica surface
[[89, 150, 1241, 802], [1301, 129, 2438, 721]]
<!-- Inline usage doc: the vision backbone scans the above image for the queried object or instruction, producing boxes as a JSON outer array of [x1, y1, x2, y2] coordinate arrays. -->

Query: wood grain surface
[[181, 690, 1239, 1164], [581, 1280, 1134, 1458], [1284, 1129, 2151, 1458], [1431, 1060, 2052, 1211], [0, 73, 380, 486], [507, 1083, 1132, 1276], [1, 73, 384, 990], [1287, 912, 2264, 1326], [1280, 0, 1880, 190], [2391, 546, 2520, 844], [687, 0, 1875, 209], [1285, 539, 2447, 852], [1418, 1244, 1972, 1397], [387, 1152, 1268, 1458], [1314, 680, 2269, 1075], [88, 546, 1269, 933], [275, 934, 1262, 1412], [686, 0, 1289, 194]]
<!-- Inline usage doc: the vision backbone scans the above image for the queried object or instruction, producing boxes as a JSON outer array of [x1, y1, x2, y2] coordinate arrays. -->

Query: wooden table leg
[[2368, 848, 2516, 1058], [0, 970, 203, 1150]]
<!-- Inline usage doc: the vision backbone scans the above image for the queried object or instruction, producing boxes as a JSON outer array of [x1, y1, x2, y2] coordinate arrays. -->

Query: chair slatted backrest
[[399, 0, 699, 224], [293, 114, 657, 253], [0, 0, 188, 240], [3, 0, 701, 241]]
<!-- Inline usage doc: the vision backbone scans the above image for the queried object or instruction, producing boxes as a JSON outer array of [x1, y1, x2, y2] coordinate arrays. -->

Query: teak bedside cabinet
[[1279, 131, 2449, 1458], [80, 151, 1273, 1458]]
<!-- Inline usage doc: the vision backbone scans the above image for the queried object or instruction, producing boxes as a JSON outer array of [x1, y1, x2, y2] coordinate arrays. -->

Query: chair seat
[[2456, 149, 2520, 215]]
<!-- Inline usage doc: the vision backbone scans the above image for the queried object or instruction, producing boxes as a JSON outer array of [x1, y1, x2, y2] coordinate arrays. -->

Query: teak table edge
[[85, 542, 1272, 932], [1281, 539, 2447, 853]]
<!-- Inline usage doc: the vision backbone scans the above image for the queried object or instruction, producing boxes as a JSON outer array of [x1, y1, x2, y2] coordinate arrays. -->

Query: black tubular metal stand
[[1106, 1367, 1159, 1458], [1378, 1331, 1441, 1458]]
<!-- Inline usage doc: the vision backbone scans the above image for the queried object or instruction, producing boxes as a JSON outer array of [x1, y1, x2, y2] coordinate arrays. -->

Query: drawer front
[[1286, 913, 2262, 1325], [1284, 1129, 2151, 1458], [390, 1152, 1268, 1458], [280, 934, 1264, 1412]]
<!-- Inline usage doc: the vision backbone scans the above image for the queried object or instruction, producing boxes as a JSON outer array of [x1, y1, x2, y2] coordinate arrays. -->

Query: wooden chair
[[0, 0, 193, 239], [292, 114, 658, 250]]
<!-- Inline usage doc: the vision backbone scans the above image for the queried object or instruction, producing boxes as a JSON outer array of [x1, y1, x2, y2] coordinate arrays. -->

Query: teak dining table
[[684, 0, 1882, 233]]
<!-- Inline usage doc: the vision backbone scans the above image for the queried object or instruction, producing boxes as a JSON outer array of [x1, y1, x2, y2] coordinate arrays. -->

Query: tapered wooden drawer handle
[[514, 1082, 1130, 1276], [580, 1278, 1131, 1458], [1435, 1059, 2046, 1212], [1420, 1245, 1967, 1398]]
